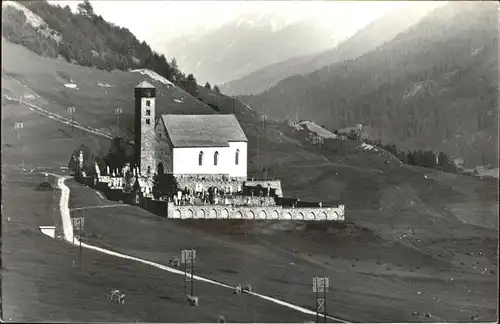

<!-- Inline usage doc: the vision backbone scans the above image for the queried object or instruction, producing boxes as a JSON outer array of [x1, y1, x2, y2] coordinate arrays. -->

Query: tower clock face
[[144, 89, 152, 97]]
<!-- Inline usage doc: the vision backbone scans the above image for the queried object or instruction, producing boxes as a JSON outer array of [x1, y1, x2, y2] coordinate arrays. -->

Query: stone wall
[[176, 178, 244, 194], [92, 176, 345, 222], [244, 180, 283, 197], [281, 206, 344, 221], [224, 195, 276, 206], [167, 203, 345, 221], [141, 197, 168, 217]]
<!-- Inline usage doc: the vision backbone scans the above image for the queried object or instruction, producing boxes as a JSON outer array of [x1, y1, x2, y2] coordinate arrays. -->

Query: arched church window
[[145, 118, 150, 125], [199, 151, 204, 166], [214, 151, 219, 166], [235, 149, 239, 165], [146, 100, 151, 107], [146, 109, 151, 116], [147, 166, 151, 174]]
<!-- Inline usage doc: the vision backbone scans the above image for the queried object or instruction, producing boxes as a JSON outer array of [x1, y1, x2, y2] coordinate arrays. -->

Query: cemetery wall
[[167, 203, 345, 221]]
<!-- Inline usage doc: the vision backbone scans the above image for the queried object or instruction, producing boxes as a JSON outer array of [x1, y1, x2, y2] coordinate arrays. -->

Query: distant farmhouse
[[82, 80, 345, 221]]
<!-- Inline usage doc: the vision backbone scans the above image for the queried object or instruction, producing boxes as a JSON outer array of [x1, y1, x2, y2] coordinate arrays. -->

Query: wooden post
[[79, 217, 82, 267], [190, 258, 195, 296]]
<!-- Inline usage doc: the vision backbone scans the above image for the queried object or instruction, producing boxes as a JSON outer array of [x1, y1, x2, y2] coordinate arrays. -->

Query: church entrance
[[158, 162, 164, 175]]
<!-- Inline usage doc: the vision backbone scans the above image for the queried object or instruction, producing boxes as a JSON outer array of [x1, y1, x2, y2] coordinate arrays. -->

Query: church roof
[[160, 114, 247, 147], [135, 80, 155, 89]]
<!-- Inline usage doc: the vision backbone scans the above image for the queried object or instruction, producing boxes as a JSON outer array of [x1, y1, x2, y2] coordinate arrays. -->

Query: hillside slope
[[239, 1, 499, 168], [221, 2, 441, 96], [2, 2, 498, 322], [2, 0, 200, 97], [1, 39, 213, 142]]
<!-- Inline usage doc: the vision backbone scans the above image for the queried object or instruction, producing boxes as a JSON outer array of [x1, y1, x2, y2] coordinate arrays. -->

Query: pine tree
[[170, 57, 179, 76], [185, 73, 198, 96], [204, 82, 211, 90], [213, 85, 221, 94], [77, 0, 94, 17]]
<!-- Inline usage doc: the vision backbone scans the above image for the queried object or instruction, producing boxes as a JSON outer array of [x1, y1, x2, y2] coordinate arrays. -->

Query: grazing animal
[[186, 294, 199, 307], [168, 258, 180, 268], [236, 284, 252, 293], [108, 289, 126, 304]]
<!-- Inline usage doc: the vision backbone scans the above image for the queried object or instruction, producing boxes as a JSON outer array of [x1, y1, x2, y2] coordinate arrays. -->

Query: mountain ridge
[[162, 16, 357, 85], [220, 2, 442, 96], [238, 1, 499, 168]]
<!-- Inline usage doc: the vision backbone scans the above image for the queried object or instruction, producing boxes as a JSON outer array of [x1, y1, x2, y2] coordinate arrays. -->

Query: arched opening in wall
[[210, 209, 217, 219], [307, 212, 315, 220], [188, 209, 194, 218], [284, 212, 292, 220], [222, 209, 229, 219], [259, 210, 267, 219], [214, 151, 219, 166], [333, 211, 340, 220], [235, 211, 243, 219], [320, 212, 328, 220], [158, 162, 164, 175], [247, 210, 255, 219], [272, 210, 279, 219], [199, 151, 204, 166], [298, 212, 305, 220], [147, 166, 151, 174], [235, 149, 239, 165], [174, 209, 181, 218], [197, 209, 206, 218]]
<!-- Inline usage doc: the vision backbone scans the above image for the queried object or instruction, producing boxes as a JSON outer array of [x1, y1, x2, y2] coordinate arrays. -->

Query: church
[[134, 81, 248, 181], [91, 80, 345, 221]]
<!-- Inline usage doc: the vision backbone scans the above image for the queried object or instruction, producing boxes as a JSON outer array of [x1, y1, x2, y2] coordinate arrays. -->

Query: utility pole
[[72, 216, 85, 268], [313, 276, 329, 323], [257, 120, 260, 179], [68, 107, 76, 132], [14, 122, 24, 170], [259, 115, 267, 179], [357, 124, 363, 146], [114, 108, 123, 139], [260, 114, 267, 179], [181, 249, 196, 296], [80, 212, 83, 267]]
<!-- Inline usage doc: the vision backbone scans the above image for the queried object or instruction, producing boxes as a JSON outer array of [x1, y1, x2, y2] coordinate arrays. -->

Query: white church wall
[[229, 141, 247, 179], [173, 146, 230, 176], [172, 142, 247, 179]]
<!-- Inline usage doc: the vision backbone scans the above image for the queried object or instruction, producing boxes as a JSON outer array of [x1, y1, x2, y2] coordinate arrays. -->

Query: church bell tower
[[134, 80, 156, 177]]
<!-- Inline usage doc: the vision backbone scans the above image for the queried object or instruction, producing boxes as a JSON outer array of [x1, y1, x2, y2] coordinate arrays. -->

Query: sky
[[48, 1, 413, 50]]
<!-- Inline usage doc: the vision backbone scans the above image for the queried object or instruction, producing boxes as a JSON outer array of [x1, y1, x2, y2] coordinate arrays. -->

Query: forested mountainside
[[1, 0, 199, 97], [220, 2, 441, 96], [239, 1, 499, 168]]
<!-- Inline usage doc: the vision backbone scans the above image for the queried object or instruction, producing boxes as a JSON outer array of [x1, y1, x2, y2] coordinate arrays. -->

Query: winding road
[[46, 173, 349, 323]]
